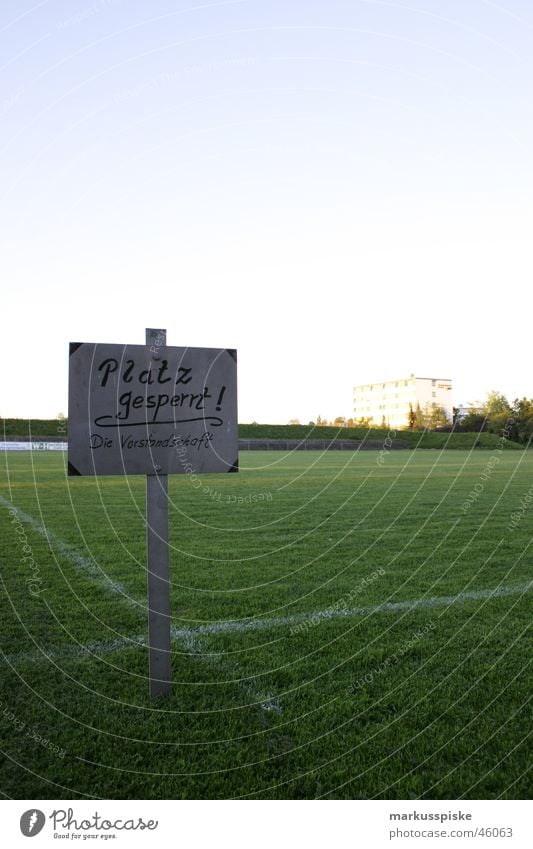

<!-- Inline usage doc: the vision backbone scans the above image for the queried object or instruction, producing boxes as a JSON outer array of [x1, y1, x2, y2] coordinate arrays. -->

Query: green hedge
[[1, 418, 523, 449]]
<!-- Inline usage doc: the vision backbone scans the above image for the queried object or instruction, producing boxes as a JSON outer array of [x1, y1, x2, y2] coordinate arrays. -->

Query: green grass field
[[1, 449, 531, 799]]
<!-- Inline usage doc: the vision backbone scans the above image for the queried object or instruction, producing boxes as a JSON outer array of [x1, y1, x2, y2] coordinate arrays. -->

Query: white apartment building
[[353, 375, 453, 429]]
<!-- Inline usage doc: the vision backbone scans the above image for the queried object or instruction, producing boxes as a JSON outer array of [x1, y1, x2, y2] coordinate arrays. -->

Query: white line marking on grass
[[2, 624, 282, 714], [4, 497, 530, 718], [5, 582, 531, 666], [171, 581, 533, 640], [2, 634, 148, 666], [1, 497, 281, 717], [0, 495, 136, 607], [1, 496, 277, 712], [1, 494, 280, 712], [6, 579, 531, 719]]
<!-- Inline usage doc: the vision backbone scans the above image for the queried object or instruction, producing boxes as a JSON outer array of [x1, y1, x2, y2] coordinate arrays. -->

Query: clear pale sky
[[2, 0, 532, 423]]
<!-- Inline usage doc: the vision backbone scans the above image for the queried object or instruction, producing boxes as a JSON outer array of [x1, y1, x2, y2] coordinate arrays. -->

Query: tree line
[[288, 391, 533, 445], [453, 391, 533, 445]]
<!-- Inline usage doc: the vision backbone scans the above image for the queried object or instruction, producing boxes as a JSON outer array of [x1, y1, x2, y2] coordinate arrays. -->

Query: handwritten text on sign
[[68, 342, 238, 476]]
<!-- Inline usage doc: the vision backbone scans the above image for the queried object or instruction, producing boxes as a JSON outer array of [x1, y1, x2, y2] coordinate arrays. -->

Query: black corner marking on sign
[[68, 461, 82, 476], [225, 348, 237, 363], [69, 342, 83, 356], [228, 458, 239, 473]]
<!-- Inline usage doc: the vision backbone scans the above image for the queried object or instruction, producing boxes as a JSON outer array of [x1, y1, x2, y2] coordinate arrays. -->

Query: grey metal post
[[146, 328, 171, 697]]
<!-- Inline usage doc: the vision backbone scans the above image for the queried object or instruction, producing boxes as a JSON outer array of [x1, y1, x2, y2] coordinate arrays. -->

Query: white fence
[[0, 441, 68, 451]]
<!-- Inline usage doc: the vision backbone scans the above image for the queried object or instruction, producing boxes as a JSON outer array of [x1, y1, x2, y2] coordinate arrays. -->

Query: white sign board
[[68, 340, 238, 476]]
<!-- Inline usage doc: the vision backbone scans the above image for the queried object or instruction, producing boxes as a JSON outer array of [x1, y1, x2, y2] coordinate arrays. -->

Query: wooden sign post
[[145, 328, 171, 697], [68, 329, 238, 697]]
